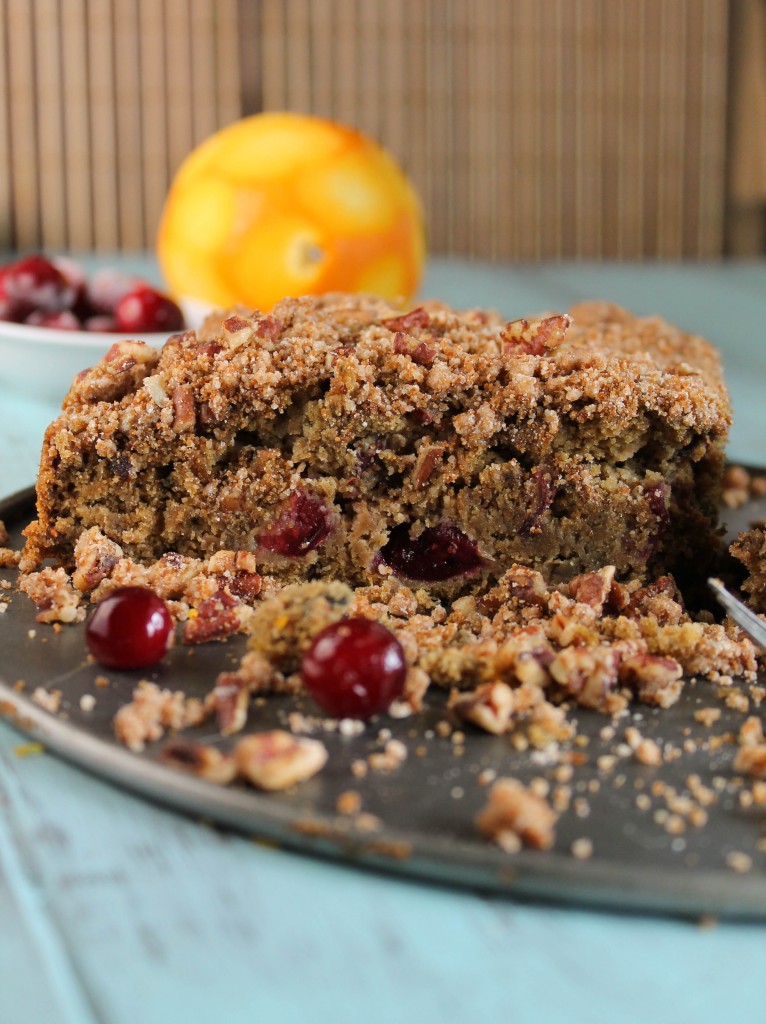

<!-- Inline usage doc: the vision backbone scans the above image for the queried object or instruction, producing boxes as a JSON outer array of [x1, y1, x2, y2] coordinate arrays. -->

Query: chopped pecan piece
[[183, 590, 242, 644], [254, 314, 283, 340], [619, 654, 683, 708], [413, 445, 445, 487], [161, 739, 237, 784], [222, 572, 262, 601], [549, 645, 621, 710], [212, 672, 251, 736], [501, 314, 571, 355], [382, 307, 431, 332], [171, 384, 196, 432], [72, 528, 123, 591], [739, 716, 764, 748], [567, 566, 616, 610], [482, 565, 549, 612], [476, 777, 558, 851], [448, 682, 515, 735], [733, 745, 766, 778], [393, 331, 436, 365], [234, 730, 328, 790], [207, 550, 258, 575]]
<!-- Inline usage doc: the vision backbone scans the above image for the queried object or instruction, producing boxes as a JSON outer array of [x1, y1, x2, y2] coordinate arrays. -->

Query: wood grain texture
[[0, 0, 742, 257]]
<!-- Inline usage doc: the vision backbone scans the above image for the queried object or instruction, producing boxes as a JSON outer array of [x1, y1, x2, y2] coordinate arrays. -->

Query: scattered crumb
[[31, 687, 62, 713], [336, 790, 363, 816], [571, 837, 594, 860], [725, 851, 753, 874]]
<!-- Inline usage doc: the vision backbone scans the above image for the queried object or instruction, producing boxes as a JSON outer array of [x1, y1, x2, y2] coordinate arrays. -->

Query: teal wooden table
[[2, 257, 765, 1024]]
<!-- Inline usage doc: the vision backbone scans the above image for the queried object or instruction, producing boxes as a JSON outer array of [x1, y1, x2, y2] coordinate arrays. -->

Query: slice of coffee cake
[[22, 294, 730, 595]]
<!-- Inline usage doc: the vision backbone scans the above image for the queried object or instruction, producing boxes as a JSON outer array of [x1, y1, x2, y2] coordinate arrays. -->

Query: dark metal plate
[[3, 485, 766, 918]]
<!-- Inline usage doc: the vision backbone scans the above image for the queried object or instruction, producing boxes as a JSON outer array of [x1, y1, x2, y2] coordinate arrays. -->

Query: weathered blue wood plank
[[1, 718, 765, 1024]]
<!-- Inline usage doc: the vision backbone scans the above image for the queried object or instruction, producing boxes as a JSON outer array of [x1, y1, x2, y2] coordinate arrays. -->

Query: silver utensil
[[708, 577, 766, 649]]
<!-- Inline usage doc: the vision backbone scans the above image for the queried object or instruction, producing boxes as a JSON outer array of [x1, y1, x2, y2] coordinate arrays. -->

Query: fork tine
[[708, 578, 766, 650]]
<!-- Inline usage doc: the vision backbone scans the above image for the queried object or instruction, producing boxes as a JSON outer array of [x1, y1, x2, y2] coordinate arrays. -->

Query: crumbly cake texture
[[22, 293, 730, 596], [731, 525, 766, 612]]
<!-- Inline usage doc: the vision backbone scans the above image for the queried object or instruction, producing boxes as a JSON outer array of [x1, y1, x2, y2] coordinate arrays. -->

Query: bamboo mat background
[[0, 0, 763, 258]]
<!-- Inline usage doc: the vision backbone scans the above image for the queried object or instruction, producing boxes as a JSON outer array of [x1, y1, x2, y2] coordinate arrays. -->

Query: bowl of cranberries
[[0, 254, 188, 400]]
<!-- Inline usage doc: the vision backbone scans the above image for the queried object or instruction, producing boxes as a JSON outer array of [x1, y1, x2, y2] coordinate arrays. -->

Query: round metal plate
[[2, 485, 766, 918]]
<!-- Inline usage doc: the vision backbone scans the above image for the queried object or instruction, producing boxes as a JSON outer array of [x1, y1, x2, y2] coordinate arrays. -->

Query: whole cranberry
[[86, 267, 139, 314], [0, 267, 29, 322], [114, 285, 184, 333], [84, 314, 119, 332], [301, 618, 406, 719], [4, 255, 77, 312], [25, 309, 81, 330], [52, 256, 88, 313], [85, 586, 174, 670]]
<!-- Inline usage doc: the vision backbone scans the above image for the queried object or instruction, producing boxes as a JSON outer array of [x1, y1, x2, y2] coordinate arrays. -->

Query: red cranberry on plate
[[85, 586, 174, 670], [114, 285, 185, 334], [301, 618, 407, 719], [3, 254, 77, 312]]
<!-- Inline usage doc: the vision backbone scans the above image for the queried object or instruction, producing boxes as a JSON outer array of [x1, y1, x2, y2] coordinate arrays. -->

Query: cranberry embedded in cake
[[380, 522, 485, 582], [259, 491, 334, 557]]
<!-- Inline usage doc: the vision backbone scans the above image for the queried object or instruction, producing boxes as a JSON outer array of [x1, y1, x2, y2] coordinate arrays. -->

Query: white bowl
[[0, 319, 186, 404]]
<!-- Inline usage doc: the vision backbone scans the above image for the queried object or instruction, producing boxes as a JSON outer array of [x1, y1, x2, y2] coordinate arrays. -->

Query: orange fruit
[[157, 112, 426, 310]]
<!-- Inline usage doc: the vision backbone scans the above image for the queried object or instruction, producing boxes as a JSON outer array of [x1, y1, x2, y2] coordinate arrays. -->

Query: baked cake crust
[[22, 294, 731, 594]]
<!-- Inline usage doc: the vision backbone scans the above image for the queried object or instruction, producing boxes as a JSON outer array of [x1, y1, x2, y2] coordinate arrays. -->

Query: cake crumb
[[31, 687, 62, 713], [571, 837, 594, 860], [725, 851, 753, 874], [336, 790, 363, 816]]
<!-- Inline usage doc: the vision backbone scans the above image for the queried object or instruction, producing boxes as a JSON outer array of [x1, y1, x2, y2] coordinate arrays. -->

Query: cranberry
[[52, 256, 88, 313], [259, 491, 334, 557], [301, 618, 406, 719], [25, 309, 81, 330], [4, 255, 76, 312], [84, 314, 118, 332], [114, 285, 184, 333], [0, 267, 29, 322], [380, 522, 484, 581], [86, 268, 139, 314], [85, 586, 174, 670]]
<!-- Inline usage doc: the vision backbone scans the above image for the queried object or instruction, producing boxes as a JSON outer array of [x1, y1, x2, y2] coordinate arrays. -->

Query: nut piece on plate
[[161, 739, 237, 785], [234, 730, 328, 790], [475, 777, 558, 851], [448, 681, 516, 734]]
